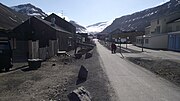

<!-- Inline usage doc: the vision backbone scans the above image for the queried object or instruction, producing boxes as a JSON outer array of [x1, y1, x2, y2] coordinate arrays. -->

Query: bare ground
[[0, 47, 117, 101], [99, 40, 180, 87], [127, 57, 180, 86]]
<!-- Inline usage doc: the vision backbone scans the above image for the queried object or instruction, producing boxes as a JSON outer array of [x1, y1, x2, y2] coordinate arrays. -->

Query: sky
[[1, 0, 170, 26]]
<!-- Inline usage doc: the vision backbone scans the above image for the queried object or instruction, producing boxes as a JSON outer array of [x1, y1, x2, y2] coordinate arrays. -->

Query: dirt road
[[96, 40, 180, 101]]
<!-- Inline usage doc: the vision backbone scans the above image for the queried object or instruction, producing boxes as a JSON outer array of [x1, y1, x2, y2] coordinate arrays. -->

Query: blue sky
[[1, 0, 170, 26]]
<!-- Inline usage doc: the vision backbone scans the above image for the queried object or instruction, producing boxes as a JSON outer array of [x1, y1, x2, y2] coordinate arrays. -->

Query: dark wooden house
[[44, 13, 76, 34], [76, 33, 89, 43], [44, 13, 76, 51], [12, 16, 73, 61]]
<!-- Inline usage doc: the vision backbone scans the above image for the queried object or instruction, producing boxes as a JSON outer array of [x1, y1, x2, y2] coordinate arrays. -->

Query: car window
[[0, 43, 10, 50]]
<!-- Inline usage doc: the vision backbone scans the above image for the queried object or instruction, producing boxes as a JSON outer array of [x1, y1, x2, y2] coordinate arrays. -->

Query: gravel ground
[[0, 47, 117, 101], [127, 57, 180, 86]]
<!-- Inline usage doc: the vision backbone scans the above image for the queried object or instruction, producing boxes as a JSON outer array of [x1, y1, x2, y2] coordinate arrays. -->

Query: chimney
[[51, 17, 56, 27]]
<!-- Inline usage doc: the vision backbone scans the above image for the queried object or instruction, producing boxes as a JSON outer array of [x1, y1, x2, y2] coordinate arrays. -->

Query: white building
[[136, 12, 180, 50]]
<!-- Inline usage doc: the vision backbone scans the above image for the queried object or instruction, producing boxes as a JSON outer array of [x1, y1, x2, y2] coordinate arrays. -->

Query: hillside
[[11, 3, 48, 19], [86, 21, 112, 34], [102, 0, 180, 34], [0, 3, 28, 30], [69, 20, 87, 33]]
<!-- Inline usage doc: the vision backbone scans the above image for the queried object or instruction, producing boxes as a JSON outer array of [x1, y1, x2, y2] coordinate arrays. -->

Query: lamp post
[[126, 37, 129, 49], [141, 35, 144, 52], [119, 37, 121, 53]]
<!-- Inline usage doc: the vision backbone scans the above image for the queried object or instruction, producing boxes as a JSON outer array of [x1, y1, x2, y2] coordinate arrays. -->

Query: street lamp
[[119, 37, 121, 53], [126, 37, 129, 49], [141, 35, 144, 52]]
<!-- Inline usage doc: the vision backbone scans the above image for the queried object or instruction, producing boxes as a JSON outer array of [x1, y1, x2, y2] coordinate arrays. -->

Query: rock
[[78, 65, 88, 80], [52, 64, 56, 66], [68, 86, 91, 101], [74, 53, 82, 59], [63, 88, 67, 92], [85, 53, 92, 59]]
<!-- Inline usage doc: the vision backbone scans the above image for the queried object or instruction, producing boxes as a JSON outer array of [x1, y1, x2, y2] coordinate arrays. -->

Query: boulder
[[68, 86, 91, 101], [74, 53, 82, 59], [85, 53, 92, 59], [78, 65, 88, 80]]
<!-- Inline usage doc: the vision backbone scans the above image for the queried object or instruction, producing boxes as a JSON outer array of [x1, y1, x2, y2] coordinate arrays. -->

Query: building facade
[[12, 15, 75, 62], [136, 12, 180, 51], [167, 18, 180, 51]]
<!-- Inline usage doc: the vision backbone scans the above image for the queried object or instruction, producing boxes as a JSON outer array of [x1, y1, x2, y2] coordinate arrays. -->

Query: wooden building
[[44, 13, 76, 51], [12, 16, 73, 61]]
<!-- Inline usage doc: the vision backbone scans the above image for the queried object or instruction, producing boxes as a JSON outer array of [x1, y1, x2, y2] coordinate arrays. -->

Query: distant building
[[76, 33, 88, 43], [136, 12, 180, 51], [109, 28, 144, 44], [167, 17, 180, 51]]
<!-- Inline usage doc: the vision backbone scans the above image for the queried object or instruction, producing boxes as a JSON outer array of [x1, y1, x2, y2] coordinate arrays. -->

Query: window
[[176, 25, 180, 31], [0, 43, 9, 49], [157, 19, 159, 24], [156, 26, 160, 34], [178, 36, 180, 49], [168, 26, 172, 32], [145, 39, 149, 44], [68, 39, 72, 46]]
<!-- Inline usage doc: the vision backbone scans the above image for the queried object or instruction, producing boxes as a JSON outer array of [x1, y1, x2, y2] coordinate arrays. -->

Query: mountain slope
[[86, 21, 112, 34], [102, 0, 180, 34], [0, 3, 28, 30], [69, 21, 87, 33], [11, 3, 48, 19]]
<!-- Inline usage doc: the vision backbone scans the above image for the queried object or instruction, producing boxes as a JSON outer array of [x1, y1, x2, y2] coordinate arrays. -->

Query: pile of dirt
[[127, 57, 180, 86]]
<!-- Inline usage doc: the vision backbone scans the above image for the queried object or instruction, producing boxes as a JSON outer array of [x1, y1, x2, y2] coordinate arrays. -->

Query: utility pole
[[141, 35, 144, 52], [126, 37, 129, 49], [119, 37, 121, 53]]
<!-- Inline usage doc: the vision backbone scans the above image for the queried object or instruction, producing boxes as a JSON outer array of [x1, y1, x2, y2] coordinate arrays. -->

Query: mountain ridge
[[0, 3, 28, 30], [11, 3, 48, 19], [101, 0, 180, 34]]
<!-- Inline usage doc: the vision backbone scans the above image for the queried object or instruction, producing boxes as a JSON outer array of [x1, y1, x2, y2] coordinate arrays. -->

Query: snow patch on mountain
[[86, 21, 112, 34], [11, 3, 48, 19], [69, 21, 87, 33]]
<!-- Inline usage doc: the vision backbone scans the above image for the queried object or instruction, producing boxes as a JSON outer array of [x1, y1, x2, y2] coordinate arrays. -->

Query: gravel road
[[96, 40, 180, 101]]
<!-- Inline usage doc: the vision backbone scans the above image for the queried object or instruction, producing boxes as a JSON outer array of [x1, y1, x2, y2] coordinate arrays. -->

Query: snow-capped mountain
[[11, 3, 48, 19], [10, 3, 110, 34], [69, 20, 112, 34], [102, 0, 180, 34], [86, 21, 112, 34], [69, 20, 87, 33]]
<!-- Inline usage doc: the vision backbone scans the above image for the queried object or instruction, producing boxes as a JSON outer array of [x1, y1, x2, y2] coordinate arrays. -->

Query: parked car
[[0, 39, 13, 72]]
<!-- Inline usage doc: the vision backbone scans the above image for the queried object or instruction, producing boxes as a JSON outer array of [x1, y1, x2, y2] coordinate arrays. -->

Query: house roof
[[168, 31, 180, 35], [44, 13, 76, 34], [136, 33, 169, 38], [167, 17, 180, 24], [47, 13, 74, 26], [35, 17, 72, 35]]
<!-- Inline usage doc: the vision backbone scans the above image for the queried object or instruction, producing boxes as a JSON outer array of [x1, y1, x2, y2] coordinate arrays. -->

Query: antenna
[[61, 10, 65, 20], [61, 10, 64, 17]]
